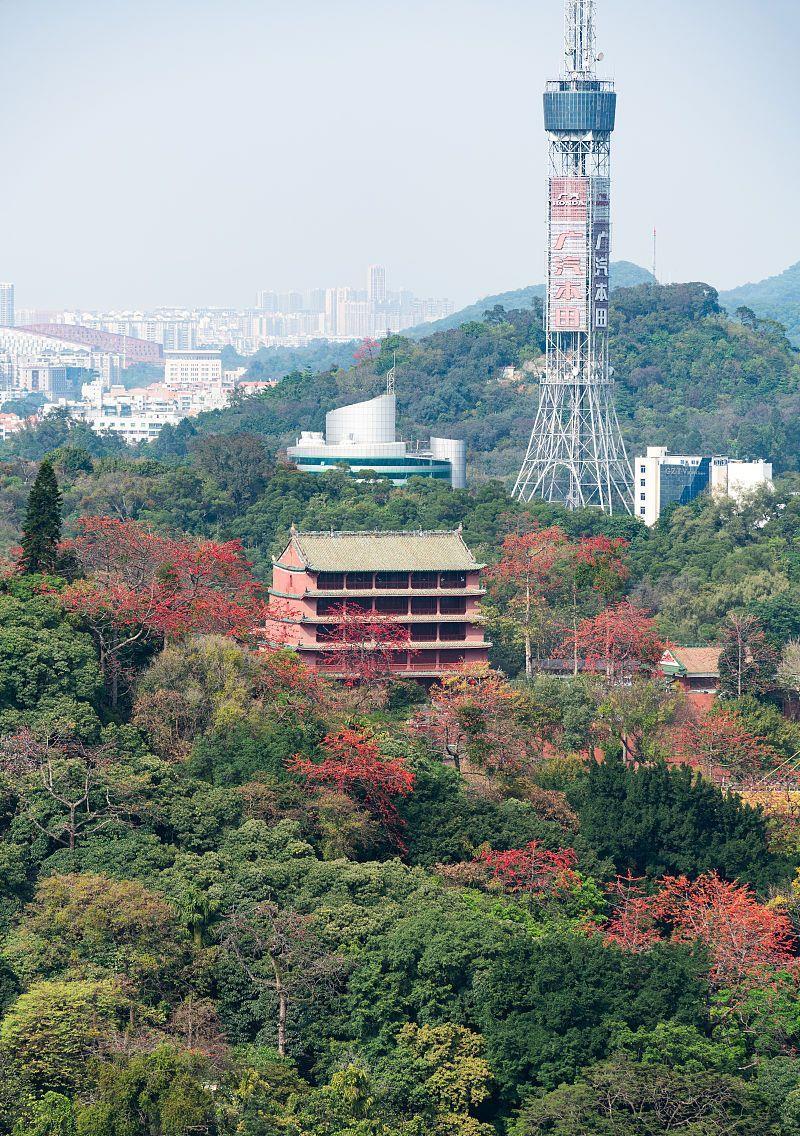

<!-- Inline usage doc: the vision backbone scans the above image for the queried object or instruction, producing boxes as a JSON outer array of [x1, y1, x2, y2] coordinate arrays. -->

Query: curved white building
[[287, 391, 465, 488], [326, 392, 397, 446]]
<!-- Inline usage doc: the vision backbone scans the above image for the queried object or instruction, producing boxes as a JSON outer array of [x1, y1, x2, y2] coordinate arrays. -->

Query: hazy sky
[[1, 0, 797, 310]]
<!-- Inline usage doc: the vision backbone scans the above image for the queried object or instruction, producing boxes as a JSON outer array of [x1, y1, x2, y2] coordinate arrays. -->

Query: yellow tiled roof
[[287, 530, 482, 572]]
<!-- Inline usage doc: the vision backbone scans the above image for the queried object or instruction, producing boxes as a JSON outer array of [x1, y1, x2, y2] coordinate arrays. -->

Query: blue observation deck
[[543, 80, 616, 133]]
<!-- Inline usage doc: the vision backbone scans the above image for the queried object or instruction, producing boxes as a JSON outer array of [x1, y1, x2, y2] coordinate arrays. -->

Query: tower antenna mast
[[565, 0, 596, 77], [513, 0, 633, 514]]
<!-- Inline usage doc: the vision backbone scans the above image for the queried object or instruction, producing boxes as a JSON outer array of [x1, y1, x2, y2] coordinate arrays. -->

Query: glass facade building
[[658, 458, 711, 511]]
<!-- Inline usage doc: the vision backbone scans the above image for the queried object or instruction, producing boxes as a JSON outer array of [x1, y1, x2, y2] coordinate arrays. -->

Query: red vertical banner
[[549, 177, 589, 332]]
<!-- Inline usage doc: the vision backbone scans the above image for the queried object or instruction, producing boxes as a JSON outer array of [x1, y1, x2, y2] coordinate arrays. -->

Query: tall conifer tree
[[20, 459, 62, 574]]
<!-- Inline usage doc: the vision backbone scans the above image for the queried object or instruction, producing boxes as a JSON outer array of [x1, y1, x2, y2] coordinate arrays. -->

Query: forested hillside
[[5, 282, 796, 487], [3, 454, 800, 1132], [0, 437, 799, 648], [229, 340, 361, 384], [721, 261, 800, 347], [1, 278, 800, 1133], [123, 282, 800, 481]]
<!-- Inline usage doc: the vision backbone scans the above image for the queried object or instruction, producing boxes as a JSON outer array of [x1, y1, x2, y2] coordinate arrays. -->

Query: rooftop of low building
[[661, 645, 722, 677]]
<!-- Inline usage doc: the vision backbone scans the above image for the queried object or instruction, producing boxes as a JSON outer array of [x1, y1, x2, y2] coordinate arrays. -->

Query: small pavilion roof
[[661, 646, 721, 678]]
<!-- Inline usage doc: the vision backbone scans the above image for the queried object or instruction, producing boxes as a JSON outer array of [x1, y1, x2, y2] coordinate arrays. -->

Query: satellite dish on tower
[[597, 52, 605, 61]]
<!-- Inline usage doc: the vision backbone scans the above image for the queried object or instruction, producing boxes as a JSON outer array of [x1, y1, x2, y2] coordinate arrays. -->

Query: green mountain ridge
[[405, 261, 656, 337], [720, 261, 800, 346], [133, 280, 800, 485]]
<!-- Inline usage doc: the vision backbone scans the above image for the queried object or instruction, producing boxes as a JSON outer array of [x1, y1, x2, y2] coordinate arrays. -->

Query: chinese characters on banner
[[590, 178, 611, 332], [548, 176, 611, 335], [549, 177, 588, 332]]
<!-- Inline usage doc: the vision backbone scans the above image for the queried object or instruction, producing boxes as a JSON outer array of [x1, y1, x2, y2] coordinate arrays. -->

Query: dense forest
[[120, 283, 800, 479], [3, 450, 800, 1133], [2, 283, 800, 1132]]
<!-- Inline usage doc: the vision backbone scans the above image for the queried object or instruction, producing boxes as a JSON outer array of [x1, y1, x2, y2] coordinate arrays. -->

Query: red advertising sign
[[548, 176, 611, 336], [549, 177, 589, 332]]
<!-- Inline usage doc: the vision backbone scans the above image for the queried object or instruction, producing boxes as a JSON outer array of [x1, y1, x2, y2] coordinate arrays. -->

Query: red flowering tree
[[56, 516, 265, 703], [477, 841, 579, 903], [486, 527, 569, 677], [674, 709, 780, 787], [253, 647, 329, 708], [316, 602, 413, 685], [603, 873, 661, 953], [287, 727, 415, 847], [660, 873, 796, 989], [571, 535, 631, 601], [603, 871, 796, 991], [560, 600, 663, 681], [563, 536, 630, 674], [487, 527, 630, 678], [409, 664, 531, 776], [353, 338, 380, 365]]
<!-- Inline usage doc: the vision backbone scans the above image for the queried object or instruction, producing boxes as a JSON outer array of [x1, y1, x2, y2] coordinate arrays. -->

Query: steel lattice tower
[[513, 0, 633, 514]]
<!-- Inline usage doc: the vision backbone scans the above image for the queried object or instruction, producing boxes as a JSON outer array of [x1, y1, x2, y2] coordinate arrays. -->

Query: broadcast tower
[[513, 0, 633, 514]]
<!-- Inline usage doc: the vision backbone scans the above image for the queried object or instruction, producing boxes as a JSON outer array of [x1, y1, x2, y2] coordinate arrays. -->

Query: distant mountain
[[720, 262, 800, 346], [611, 261, 659, 290], [405, 261, 655, 337]]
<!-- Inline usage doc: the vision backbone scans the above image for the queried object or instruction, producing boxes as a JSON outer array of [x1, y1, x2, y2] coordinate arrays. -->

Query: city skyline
[[12, 264, 455, 349], [1, 0, 797, 310], [13, 264, 452, 327]]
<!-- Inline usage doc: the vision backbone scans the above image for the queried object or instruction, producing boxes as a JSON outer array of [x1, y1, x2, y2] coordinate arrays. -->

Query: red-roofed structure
[[20, 324, 163, 363]]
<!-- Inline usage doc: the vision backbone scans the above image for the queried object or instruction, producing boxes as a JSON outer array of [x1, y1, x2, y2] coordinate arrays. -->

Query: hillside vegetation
[[2, 294, 800, 1128], [0, 431, 800, 650], [91, 281, 800, 483], [2, 456, 800, 1131], [721, 261, 800, 347]]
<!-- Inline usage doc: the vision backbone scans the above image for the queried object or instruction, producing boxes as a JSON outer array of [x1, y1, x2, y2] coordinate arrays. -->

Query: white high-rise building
[[257, 291, 279, 312], [324, 288, 339, 335], [634, 447, 773, 526], [164, 350, 223, 389], [335, 287, 352, 336], [0, 284, 15, 328], [368, 265, 387, 305]]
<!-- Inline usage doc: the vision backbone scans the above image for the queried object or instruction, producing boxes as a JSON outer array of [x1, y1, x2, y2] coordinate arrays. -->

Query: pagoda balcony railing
[[316, 659, 490, 677], [298, 612, 478, 624], [298, 639, 490, 652], [270, 586, 486, 601]]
